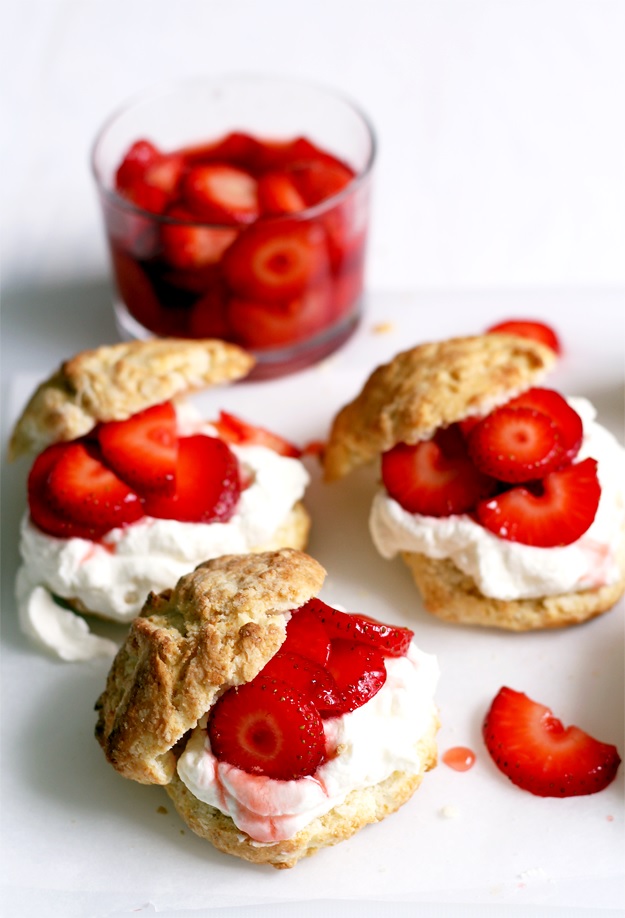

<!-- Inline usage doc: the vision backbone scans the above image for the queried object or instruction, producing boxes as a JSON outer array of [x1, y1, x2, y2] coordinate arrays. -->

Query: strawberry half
[[98, 402, 178, 496], [506, 388, 583, 465], [212, 410, 301, 458], [259, 651, 340, 716], [280, 608, 331, 665], [483, 686, 621, 797], [142, 435, 240, 523], [43, 441, 144, 540], [486, 319, 561, 354], [303, 597, 413, 658], [476, 457, 601, 547], [182, 163, 259, 225], [207, 677, 326, 780], [325, 639, 387, 715], [161, 207, 238, 269], [289, 157, 355, 206], [468, 406, 564, 483], [257, 171, 306, 216], [381, 431, 497, 517]]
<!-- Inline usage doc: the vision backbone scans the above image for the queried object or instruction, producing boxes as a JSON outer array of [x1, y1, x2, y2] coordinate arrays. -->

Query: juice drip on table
[[442, 746, 476, 772]]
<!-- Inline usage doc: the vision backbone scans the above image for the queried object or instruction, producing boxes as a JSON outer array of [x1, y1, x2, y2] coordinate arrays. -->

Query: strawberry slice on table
[[381, 429, 497, 517], [211, 410, 301, 458], [222, 220, 329, 303], [182, 163, 259, 224], [506, 388, 583, 465], [280, 607, 331, 665], [44, 441, 144, 540], [302, 597, 414, 658], [324, 639, 387, 715], [486, 318, 561, 354], [142, 435, 240, 523], [468, 406, 564, 483], [476, 457, 601, 547], [483, 686, 621, 797], [259, 651, 340, 716], [160, 207, 238, 269], [207, 677, 326, 780], [98, 402, 178, 496], [257, 171, 306, 216]]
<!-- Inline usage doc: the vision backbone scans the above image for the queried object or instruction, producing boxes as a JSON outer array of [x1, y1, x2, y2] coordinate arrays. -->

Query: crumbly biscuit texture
[[9, 338, 255, 460], [323, 334, 555, 480], [165, 715, 439, 868], [95, 549, 325, 785]]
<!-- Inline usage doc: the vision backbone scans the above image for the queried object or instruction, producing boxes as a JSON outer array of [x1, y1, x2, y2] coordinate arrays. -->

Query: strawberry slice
[[381, 430, 497, 517], [28, 443, 80, 539], [212, 411, 301, 458], [506, 388, 583, 465], [161, 207, 238, 269], [483, 686, 621, 797], [228, 285, 331, 351], [468, 406, 564, 483], [143, 152, 184, 195], [260, 651, 340, 716], [324, 639, 387, 715], [302, 597, 414, 658], [222, 220, 329, 303], [257, 171, 306, 216], [486, 319, 561, 354], [476, 457, 601, 547], [280, 608, 331, 665], [98, 402, 178, 496], [182, 163, 259, 225], [142, 435, 240, 523], [289, 157, 355, 206], [207, 677, 326, 779], [115, 139, 161, 191], [44, 441, 144, 540], [188, 287, 232, 339]]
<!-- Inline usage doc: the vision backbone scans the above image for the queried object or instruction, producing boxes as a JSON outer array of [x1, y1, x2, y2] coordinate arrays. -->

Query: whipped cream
[[16, 405, 309, 660], [370, 398, 625, 600], [177, 641, 439, 844]]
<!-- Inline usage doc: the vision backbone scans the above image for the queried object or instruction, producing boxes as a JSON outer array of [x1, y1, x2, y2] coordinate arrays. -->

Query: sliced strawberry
[[187, 287, 232, 339], [142, 435, 240, 523], [257, 171, 306, 216], [476, 457, 601, 547], [468, 406, 564, 483], [161, 207, 238, 270], [259, 651, 340, 716], [207, 677, 325, 779], [211, 411, 301, 458], [324, 639, 387, 715], [280, 608, 331, 665], [44, 441, 143, 540], [302, 597, 413, 658], [28, 443, 80, 539], [486, 319, 561, 354], [144, 152, 185, 195], [222, 220, 329, 303], [182, 132, 265, 173], [483, 686, 621, 797], [115, 139, 161, 191], [381, 430, 497, 517], [182, 163, 259, 225], [289, 157, 355, 206], [254, 136, 323, 172], [506, 388, 583, 464], [110, 248, 169, 334], [98, 402, 178, 496], [228, 285, 331, 351]]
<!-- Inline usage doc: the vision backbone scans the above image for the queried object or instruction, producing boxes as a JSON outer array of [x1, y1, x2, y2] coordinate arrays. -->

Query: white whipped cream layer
[[16, 406, 309, 660], [177, 641, 439, 844], [370, 398, 625, 600]]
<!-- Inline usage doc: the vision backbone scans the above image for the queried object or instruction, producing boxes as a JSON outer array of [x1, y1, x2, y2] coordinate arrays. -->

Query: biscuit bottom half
[[401, 549, 625, 631], [165, 717, 439, 869]]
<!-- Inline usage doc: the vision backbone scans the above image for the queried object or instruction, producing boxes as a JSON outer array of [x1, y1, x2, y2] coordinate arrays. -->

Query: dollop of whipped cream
[[16, 404, 309, 660], [177, 641, 439, 844], [370, 398, 625, 600]]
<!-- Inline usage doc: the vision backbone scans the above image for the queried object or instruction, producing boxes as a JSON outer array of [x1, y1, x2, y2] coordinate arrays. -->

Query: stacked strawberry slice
[[208, 598, 414, 780], [381, 387, 601, 548], [27, 403, 294, 541]]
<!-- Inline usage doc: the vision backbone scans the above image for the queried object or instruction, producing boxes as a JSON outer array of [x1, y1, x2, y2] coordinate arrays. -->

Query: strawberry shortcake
[[323, 333, 625, 630], [95, 548, 439, 868], [10, 339, 311, 660]]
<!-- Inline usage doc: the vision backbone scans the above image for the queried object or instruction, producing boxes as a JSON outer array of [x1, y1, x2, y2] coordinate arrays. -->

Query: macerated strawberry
[[289, 157, 354, 206], [207, 677, 326, 779], [142, 435, 240, 523], [257, 171, 306, 216], [228, 286, 331, 350], [260, 651, 340, 716], [506, 388, 583, 465], [324, 639, 387, 715], [280, 608, 331, 665], [381, 432, 497, 517], [211, 410, 301, 457], [144, 152, 185, 195], [182, 163, 259, 225], [468, 406, 564, 483], [476, 457, 601, 547], [98, 402, 178, 496], [44, 441, 144, 539], [115, 139, 161, 191], [187, 288, 232, 340], [222, 220, 329, 303], [483, 686, 621, 797], [160, 207, 238, 270], [486, 319, 561, 354], [303, 597, 413, 657]]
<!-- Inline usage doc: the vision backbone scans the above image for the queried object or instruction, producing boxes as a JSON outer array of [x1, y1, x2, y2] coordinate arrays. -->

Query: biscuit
[[9, 337, 254, 460]]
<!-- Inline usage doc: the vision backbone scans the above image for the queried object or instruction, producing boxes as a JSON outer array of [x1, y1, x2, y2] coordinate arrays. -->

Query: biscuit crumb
[[157, 805, 168, 815], [372, 321, 395, 335], [439, 804, 460, 819]]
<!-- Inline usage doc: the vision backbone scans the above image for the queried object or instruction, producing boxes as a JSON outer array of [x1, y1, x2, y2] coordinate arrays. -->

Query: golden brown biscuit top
[[9, 337, 255, 460], [95, 549, 326, 786], [323, 333, 556, 481]]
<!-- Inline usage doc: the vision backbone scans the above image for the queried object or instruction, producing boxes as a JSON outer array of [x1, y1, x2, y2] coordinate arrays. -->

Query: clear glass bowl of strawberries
[[92, 75, 376, 379]]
